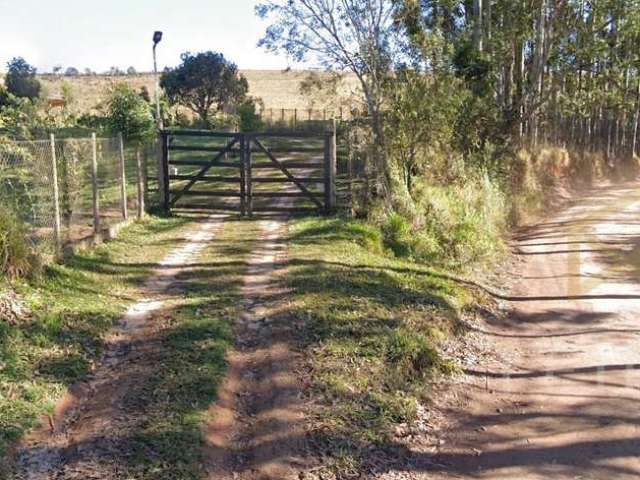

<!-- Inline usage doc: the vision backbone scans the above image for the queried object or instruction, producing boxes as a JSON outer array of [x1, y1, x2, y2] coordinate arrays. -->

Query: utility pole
[[153, 31, 163, 130]]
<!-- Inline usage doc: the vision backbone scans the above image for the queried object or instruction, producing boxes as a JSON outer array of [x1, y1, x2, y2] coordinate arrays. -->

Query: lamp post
[[153, 31, 163, 130]]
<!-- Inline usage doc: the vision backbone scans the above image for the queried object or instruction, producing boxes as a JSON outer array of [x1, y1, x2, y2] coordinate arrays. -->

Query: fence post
[[330, 118, 337, 210], [91, 133, 100, 235], [49, 134, 62, 256], [161, 132, 170, 213], [240, 135, 246, 216], [118, 132, 128, 220], [136, 145, 145, 219], [293, 108, 298, 130], [246, 136, 253, 217], [324, 134, 332, 213]]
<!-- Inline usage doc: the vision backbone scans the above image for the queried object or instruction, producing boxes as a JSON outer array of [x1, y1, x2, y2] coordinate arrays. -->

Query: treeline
[[400, 0, 640, 161], [258, 0, 640, 267]]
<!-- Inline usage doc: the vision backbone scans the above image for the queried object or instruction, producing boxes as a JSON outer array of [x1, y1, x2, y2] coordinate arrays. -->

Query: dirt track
[[424, 182, 640, 479]]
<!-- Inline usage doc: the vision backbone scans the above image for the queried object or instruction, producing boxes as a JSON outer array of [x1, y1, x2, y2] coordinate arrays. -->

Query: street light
[[153, 31, 163, 130]]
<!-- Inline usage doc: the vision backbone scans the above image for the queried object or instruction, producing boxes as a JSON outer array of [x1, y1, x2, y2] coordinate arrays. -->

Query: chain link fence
[[0, 134, 155, 260]]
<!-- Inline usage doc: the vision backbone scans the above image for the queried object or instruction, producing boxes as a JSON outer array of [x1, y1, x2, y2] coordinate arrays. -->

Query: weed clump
[[377, 174, 507, 269], [0, 205, 38, 279]]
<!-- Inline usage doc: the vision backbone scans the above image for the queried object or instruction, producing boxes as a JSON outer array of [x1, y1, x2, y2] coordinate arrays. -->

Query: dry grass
[[25, 70, 360, 114]]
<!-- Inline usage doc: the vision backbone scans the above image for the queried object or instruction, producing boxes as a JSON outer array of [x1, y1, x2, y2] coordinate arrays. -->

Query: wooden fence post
[[118, 132, 128, 220], [240, 135, 246, 216], [329, 119, 337, 210], [246, 136, 253, 217], [157, 134, 166, 211], [49, 134, 62, 255], [324, 134, 332, 213], [91, 133, 100, 235], [161, 132, 170, 213], [136, 145, 145, 219]]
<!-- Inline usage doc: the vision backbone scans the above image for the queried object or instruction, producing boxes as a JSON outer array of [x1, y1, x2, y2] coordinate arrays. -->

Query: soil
[[10, 179, 640, 479], [204, 215, 308, 480], [9, 216, 225, 479], [414, 181, 640, 480]]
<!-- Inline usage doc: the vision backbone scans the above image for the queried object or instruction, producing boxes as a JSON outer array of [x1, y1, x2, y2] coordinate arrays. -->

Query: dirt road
[[424, 182, 640, 479]]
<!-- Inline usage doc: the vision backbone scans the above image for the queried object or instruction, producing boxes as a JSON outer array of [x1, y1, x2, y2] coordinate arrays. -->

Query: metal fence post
[[91, 133, 100, 235], [118, 132, 128, 220], [49, 133, 62, 255], [136, 145, 145, 219]]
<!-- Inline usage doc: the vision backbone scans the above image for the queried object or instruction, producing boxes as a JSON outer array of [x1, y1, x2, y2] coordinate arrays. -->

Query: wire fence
[[0, 134, 156, 259], [258, 107, 357, 131]]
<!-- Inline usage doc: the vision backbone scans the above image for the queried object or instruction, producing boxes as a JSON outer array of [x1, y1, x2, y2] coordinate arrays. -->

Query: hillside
[[31, 70, 361, 114]]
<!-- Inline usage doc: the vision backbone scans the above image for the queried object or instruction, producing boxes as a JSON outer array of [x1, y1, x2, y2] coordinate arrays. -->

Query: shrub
[[379, 175, 507, 268], [0, 205, 38, 279]]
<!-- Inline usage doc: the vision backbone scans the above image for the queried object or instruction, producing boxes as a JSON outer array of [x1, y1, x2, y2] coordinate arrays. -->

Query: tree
[[238, 98, 264, 132], [5, 57, 41, 100], [257, 0, 401, 196], [127, 66, 137, 75], [105, 83, 155, 143], [52, 65, 63, 75], [386, 70, 465, 193], [64, 67, 79, 76], [160, 51, 249, 124]]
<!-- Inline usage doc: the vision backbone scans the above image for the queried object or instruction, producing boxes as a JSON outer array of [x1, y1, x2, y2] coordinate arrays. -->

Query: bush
[[379, 174, 507, 268], [0, 205, 37, 279]]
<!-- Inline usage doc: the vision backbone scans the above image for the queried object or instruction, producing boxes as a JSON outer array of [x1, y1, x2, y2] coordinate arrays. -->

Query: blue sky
[[0, 0, 292, 73]]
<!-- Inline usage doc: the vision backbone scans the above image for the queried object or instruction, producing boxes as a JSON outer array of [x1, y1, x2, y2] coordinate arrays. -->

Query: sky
[[0, 0, 294, 73]]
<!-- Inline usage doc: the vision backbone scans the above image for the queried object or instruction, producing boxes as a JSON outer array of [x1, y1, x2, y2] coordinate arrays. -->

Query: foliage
[[237, 97, 264, 132], [0, 205, 37, 279], [385, 69, 467, 193], [161, 51, 249, 124], [5, 57, 41, 100], [104, 83, 155, 143], [0, 217, 189, 459], [378, 174, 507, 269], [257, 0, 404, 196]]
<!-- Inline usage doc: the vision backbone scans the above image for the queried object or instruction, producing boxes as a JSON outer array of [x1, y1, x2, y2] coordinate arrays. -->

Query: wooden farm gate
[[160, 129, 336, 215]]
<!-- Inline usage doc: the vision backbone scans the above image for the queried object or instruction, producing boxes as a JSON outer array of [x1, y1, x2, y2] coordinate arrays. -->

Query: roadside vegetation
[[0, 217, 189, 458], [3, 0, 640, 476], [286, 216, 478, 474]]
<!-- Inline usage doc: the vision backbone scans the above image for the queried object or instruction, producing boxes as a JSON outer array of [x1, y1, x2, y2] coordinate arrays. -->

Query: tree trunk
[[632, 80, 640, 159], [473, 0, 484, 52]]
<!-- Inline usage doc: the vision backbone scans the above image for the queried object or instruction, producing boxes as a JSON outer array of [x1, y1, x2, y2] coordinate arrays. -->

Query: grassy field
[[32, 70, 360, 114]]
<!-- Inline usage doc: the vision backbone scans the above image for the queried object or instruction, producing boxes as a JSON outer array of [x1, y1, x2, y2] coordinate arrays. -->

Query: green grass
[[0, 216, 190, 457], [1, 213, 259, 479], [120, 218, 258, 479], [285, 216, 477, 474]]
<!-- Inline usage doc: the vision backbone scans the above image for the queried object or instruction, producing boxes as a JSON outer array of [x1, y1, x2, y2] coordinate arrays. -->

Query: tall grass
[[0, 205, 37, 279], [377, 173, 507, 269]]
